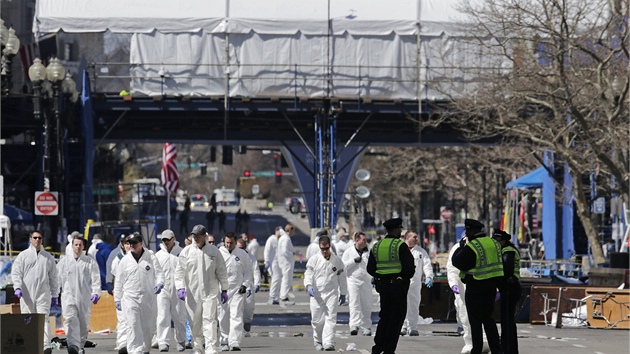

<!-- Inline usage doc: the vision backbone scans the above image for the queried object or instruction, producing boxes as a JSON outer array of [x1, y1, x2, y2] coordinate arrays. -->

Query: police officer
[[492, 230, 521, 354], [452, 219, 503, 354], [367, 218, 415, 354]]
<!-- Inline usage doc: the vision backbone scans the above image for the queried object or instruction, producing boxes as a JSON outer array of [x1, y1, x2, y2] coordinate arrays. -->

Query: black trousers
[[500, 283, 521, 354], [372, 279, 409, 354], [465, 284, 503, 354]]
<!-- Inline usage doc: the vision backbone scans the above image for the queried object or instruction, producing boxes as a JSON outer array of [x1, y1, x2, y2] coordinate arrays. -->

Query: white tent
[[35, 0, 503, 98]]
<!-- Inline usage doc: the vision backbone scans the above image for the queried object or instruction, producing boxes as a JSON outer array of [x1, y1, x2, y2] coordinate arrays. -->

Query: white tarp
[[36, 0, 502, 99]]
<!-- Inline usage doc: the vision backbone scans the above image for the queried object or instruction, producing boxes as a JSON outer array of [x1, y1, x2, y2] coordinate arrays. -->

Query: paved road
[[72, 288, 627, 354]]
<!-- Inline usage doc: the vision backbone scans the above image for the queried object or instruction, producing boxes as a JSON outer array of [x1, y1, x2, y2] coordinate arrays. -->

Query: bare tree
[[439, 0, 630, 264]]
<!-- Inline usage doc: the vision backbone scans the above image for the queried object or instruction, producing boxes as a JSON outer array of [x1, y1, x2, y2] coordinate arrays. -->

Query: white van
[[214, 187, 238, 206]]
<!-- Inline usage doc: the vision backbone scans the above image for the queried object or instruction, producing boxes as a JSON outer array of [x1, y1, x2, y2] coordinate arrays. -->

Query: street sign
[[440, 206, 453, 221], [252, 184, 260, 195], [593, 197, 606, 214], [255, 170, 275, 177], [34, 191, 59, 216]]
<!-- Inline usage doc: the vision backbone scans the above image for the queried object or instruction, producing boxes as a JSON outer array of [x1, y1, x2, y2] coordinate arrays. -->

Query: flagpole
[[167, 189, 171, 230]]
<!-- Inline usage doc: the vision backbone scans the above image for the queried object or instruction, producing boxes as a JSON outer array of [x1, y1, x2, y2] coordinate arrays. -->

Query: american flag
[[19, 34, 58, 80], [161, 143, 180, 193]]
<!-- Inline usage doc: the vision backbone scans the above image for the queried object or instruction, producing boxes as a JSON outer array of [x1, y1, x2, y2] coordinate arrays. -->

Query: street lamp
[[1, 21, 21, 95], [29, 57, 69, 247]]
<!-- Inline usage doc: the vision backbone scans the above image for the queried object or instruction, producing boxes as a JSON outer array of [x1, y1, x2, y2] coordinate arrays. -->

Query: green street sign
[[255, 170, 275, 177]]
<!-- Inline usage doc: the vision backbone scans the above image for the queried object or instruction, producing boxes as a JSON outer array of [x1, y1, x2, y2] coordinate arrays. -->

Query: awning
[[506, 167, 548, 189]]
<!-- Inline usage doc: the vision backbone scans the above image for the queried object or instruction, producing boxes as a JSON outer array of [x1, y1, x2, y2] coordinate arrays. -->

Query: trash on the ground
[[346, 342, 357, 351]]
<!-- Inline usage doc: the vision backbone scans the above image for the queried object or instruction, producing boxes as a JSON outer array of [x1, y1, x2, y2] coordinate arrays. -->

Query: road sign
[[440, 207, 453, 221], [255, 170, 275, 177], [252, 184, 260, 194], [593, 197, 606, 214], [34, 191, 59, 216]]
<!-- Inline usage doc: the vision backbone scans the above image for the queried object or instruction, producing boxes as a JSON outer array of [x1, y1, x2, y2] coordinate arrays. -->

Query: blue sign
[[593, 197, 605, 214]]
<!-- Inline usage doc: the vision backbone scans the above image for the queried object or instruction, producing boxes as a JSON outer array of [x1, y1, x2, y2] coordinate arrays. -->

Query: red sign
[[440, 207, 453, 222], [34, 191, 59, 216]]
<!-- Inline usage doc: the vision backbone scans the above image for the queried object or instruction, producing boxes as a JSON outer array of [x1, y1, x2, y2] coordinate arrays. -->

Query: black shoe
[[244, 323, 251, 332], [119, 348, 129, 354], [44, 349, 52, 354], [231, 347, 241, 351], [350, 327, 358, 336], [68, 345, 80, 354]]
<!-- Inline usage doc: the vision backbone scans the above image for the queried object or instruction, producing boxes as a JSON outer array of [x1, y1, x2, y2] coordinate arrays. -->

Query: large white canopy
[[35, 0, 468, 35], [36, 0, 501, 99]]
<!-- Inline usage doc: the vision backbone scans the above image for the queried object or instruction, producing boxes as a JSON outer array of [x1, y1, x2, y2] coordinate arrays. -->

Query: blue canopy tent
[[505, 164, 574, 260]]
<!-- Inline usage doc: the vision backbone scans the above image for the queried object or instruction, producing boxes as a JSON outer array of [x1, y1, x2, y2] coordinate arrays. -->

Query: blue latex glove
[[154, 283, 164, 294], [246, 289, 252, 298], [106, 282, 114, 295], [425, 277, 433, 288], [178, 288, 186, 301], [115, 301, 122, 311], [339, 294, 347, 305], [51, 297, 59, 307], [221, 291, 229, 304], [307, 285, 316, 297], [264, 262, 271, 274], [14, 288, 22, 299], [451, 285, 460, 294], [254, 285, 260, 293], [91, 294, 99, 305], [495, 292, 501, 302]]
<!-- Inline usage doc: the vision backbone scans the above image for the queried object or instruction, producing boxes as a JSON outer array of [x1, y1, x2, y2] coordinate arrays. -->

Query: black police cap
[[127, 232, 143, 244], [382, 218, 403, 229], [464, 218, 484, 230], [492, 230, 511, 241]]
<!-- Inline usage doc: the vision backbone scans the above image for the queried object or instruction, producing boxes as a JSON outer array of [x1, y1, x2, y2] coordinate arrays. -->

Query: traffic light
[[222, 145, 232, 165], [275, 170, 282, 184], [201, 164, 207, 175], [244, 170, 251, 177], [238, 145, 247, 154], [280, 154, 289, 168]]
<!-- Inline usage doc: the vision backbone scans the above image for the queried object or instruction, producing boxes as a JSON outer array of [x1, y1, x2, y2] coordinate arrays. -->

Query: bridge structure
[[2, 0, 505, 236]]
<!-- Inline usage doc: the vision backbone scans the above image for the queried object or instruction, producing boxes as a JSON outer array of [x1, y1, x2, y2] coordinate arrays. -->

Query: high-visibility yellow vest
[[502, 244, 520, 279], [372, 237, 404, 275], [460, 236, 504, 280]]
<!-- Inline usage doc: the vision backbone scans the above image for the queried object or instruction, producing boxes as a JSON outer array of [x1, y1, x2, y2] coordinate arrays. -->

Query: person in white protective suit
[[341, 231, 372, 336], [246, 234, 260, 259], [66, 231, 81, 256], [263, 226, 282, 304], [218, 232, 253, 351], [57, 235, 101, 354], [11, 230, 60, 354], [334, 229, 351, 257], [304, 235, 348, 351], [114, 232, 165, 354], [237, 238, 261, 336], [447, 239, 490, 354], [110, 234, 132, 353], [87, 233, 104, 258], [175, 225, 229, 354], [155, 229, 187, 352], [306, 230, 337, 260], [277, 224, 296, 305], [401, 230, 434, 336]]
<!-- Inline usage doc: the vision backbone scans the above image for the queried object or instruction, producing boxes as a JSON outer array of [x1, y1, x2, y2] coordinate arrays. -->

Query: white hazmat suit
[[403, 245, 434, 333], [447, 242, 473, 352], [304, 252, 347, 349], [110, 248, 128, 350], [114, 248, 164, 354], [218, 246, 252, 349], [175, 242, 228, 354], [243, 250, 261, 330], [155, 242, 186, 349], [263, 233, 280, 303], [11, 244, 59, 352], [341, 245, 372, 334], [277, 230, 295, 301], [57, 254, 101, 351]]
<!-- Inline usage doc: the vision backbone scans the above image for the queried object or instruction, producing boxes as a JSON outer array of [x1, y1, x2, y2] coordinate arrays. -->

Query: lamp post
[[1, 21, 20, 95], [29, 57, 69, 247]]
